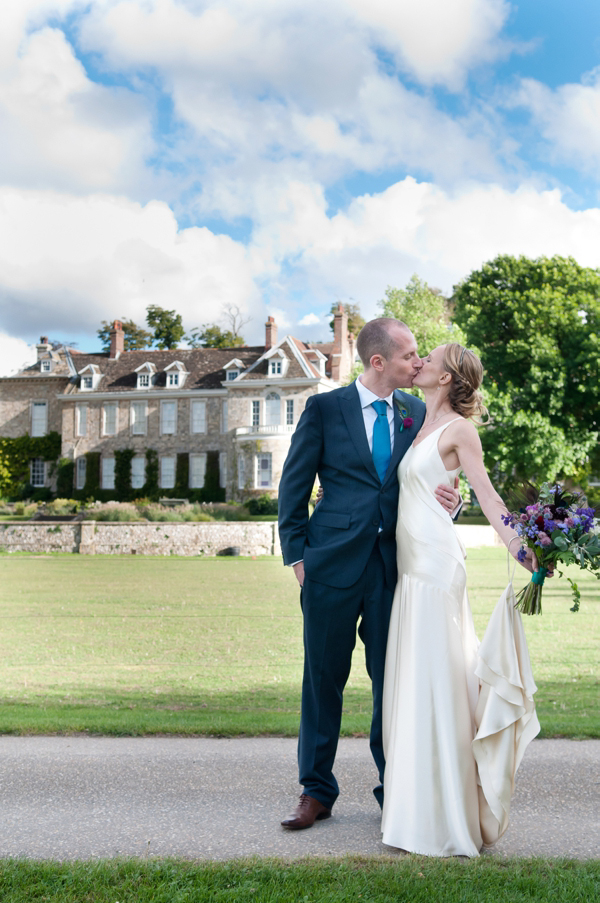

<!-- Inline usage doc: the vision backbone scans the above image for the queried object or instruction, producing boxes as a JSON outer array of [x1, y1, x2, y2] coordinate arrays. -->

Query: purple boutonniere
[[394, 398, 414, 432]]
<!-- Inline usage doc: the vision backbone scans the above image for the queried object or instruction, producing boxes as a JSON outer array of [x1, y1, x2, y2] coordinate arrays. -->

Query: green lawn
[[0, 550, 597, 737], [0, 857, 598, 903]]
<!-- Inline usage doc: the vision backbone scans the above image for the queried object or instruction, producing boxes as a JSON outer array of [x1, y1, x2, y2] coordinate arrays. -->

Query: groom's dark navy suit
[[278, 382, 425, 809]]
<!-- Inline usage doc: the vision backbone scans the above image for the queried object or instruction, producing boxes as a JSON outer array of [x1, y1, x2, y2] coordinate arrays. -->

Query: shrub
[[85, 503, 143, 522], [245, 494, 278, 516], [56, 458, 75, 497]]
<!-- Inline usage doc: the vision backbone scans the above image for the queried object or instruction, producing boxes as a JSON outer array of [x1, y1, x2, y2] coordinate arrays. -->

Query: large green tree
[[452, 254, 600, 489], [186, 325, 245, 348], [97, 319, 152, 352], [380, 275, 466, 354], [145, 305, 185, 350]]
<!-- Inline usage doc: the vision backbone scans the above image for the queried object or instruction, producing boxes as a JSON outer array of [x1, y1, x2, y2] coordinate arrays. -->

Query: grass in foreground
[[0, 857, 599, 903], [0, 551, 597, 737]]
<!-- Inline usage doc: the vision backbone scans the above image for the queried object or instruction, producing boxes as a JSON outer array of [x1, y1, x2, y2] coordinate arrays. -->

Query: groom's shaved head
[[356, 318, 410, 368]]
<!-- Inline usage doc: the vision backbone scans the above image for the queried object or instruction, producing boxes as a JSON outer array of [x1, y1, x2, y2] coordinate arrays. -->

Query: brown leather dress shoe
[[281, 794, 332, 830]]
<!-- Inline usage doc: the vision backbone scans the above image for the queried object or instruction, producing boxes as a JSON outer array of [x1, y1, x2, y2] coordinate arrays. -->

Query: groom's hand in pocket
[[293, 561, 305, 587], [435, 477, 461, 515]]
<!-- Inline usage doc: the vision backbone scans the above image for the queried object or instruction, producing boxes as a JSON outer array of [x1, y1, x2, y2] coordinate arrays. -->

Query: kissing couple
[[278, 317, 540, 857]]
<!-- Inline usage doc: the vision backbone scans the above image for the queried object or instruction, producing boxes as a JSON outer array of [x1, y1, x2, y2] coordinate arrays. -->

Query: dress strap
[[437, 417, 464, 435]]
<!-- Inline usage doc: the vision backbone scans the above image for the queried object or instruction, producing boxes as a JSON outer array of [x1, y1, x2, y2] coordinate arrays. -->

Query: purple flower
[[537, 532, 553, 547], [517, 547, 527, 563], [403, 417, 414, 429]]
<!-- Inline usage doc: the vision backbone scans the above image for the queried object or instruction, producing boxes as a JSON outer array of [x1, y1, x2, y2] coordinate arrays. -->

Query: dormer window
[[164, 361, 188, 388], [223, 358, 245, 383], [135, 362, 156, 390], [41, 360, 51, 372], [79, 364, 101, 391], [265, 348, 287, 378]]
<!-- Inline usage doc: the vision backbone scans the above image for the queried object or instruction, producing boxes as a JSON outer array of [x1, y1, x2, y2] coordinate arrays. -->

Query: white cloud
[[0, 24, 151, 193], [510, 71, 600, 173], [345, 0, 513, 89], [298, 313, 321, 326], [251, 177, 600, 318], [0, 187, 262, 342], [0, 333, 36, 377]]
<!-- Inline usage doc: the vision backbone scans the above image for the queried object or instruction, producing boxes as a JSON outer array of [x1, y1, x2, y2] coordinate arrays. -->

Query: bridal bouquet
[[501, 482, 600, 615]]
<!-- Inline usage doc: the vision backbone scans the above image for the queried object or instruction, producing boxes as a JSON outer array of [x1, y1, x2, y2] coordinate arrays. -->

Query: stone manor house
[[0, 306, 356, 501]]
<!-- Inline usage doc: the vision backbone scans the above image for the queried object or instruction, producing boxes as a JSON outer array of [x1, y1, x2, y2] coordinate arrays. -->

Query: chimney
[[330, 303, 348, 382], [109, 320, 124, 359], [265, 315, 277, 350], [37, 336, 51, 360]]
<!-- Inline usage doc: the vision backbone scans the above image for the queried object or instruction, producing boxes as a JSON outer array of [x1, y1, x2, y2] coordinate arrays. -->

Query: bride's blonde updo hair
[[442, 343, 488, 423]]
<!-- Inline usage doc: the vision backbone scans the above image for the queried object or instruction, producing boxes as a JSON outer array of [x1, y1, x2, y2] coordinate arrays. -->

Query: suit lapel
[[382, 391, 422, 486], [338, 384, 379, 481]]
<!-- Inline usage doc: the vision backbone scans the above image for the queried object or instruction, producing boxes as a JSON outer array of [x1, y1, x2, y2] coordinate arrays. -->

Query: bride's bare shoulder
[[446, 417, 480, 445]]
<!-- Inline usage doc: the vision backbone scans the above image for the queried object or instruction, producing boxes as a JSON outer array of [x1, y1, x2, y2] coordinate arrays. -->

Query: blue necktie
[[372, 400, 391, 483]]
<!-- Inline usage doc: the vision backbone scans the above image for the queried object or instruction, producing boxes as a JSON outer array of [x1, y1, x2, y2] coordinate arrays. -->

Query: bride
[[381, 342, 539, 857]]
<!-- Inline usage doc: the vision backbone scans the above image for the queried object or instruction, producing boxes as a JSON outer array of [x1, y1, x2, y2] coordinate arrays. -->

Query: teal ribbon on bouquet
[[531, 567, 548, 586]]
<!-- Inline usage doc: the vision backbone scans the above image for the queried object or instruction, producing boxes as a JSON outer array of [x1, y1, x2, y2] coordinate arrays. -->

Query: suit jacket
[[278, 382, 426, 589]]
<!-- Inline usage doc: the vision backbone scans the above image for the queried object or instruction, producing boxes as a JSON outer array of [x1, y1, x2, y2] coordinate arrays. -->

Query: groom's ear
[[369, 353, 385, 372]]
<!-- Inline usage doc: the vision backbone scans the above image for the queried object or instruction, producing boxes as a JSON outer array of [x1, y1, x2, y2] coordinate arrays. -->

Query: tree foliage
[[452, 254, 600, 489], [186, 325, 245, 348], [145, 305, 185, 350], [97, 319, 153, 352], [380, 275, 466, 354]]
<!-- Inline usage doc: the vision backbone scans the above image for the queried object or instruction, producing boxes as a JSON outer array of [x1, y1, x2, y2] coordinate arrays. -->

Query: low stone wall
[[0, 521, 498, 556], [0, 521, 280, 557]]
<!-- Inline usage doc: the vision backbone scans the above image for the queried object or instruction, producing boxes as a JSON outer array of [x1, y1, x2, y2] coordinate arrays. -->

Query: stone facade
[[0, 315, 356, 500]]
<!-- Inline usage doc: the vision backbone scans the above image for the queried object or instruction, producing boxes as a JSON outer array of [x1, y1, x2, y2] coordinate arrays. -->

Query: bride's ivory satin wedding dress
[[381, 420, 540, 857]]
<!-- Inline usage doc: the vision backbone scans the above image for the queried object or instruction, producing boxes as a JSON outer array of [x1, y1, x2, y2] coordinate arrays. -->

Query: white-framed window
[[131, 455, 146, 490], [256, 453, 272, 488], [191, 400, 206, 433], [221, 400, 228, 433], [76, 456, 87, 490], [160, 400, 177, 435], [131, 401, 147, 435], [167, 371, 179, 387], [41, 360, 51, 372], [286, 399, 294, 425], [265, 392, 281, 426], [30, 458, 45, 487], [219, 452, 227, 489], [101, 457, 115, 490], [75, 404, 87, 437], [227, 369, 238, 381], [189, 453, 207, 489], [237, 453, 246, 489], [137, 372, 150, 389], [269, 359, 282, 376], [103, 403, 118, 436], [251, 400, 260, 428], [31, 401, 48, 437], [160, 455, 176, 489], [82, 375, 93, 390]]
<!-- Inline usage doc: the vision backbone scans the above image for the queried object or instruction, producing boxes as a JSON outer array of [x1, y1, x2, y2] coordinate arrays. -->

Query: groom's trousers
[[298, 539, 394, 810]]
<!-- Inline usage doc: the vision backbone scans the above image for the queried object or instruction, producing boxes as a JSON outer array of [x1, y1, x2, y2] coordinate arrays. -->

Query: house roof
[[3, 334, 336, 391]]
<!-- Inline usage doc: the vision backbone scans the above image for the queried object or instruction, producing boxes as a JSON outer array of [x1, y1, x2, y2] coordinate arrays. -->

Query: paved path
[[0, 737, 598, 860]]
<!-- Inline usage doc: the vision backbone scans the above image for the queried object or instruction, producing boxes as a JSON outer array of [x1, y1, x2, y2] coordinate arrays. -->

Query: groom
[[278, 318, 459, 829]]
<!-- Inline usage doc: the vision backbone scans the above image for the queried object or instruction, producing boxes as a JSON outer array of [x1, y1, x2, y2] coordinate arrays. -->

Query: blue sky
[[1, 0, 600, 372]]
